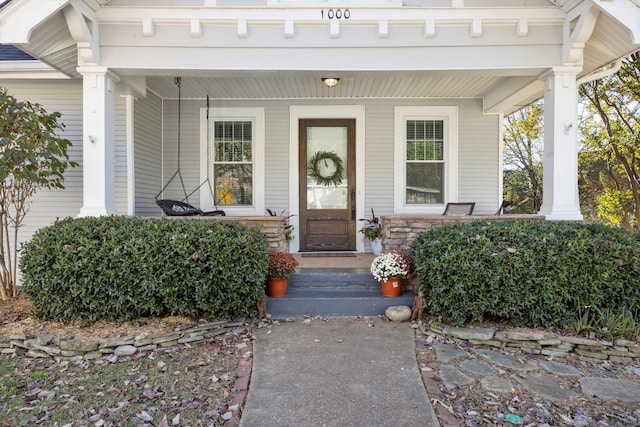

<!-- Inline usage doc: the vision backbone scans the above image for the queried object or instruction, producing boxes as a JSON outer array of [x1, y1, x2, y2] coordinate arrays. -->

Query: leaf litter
[[0, 327, 251, 426]]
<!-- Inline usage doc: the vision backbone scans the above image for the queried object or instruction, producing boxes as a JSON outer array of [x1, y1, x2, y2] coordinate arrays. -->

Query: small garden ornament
[[385, 305, 412, 322], [411, 290, 427, 321], [256, 290, 268, 320]]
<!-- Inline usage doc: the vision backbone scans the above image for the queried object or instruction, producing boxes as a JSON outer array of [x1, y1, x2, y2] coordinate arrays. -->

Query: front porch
[[264, 215, 545, 317], [207, 213, 546, 256]]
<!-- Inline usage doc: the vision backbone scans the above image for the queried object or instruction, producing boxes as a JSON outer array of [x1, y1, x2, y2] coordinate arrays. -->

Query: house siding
[[0, 79, 129, 244], [160, 97, 500, 219], [114, 97, 128, 215], [160, 99, 202, 206], [134, 92, 163, 216], [0, 80, 84, 246], [458, 99, 501, 213]]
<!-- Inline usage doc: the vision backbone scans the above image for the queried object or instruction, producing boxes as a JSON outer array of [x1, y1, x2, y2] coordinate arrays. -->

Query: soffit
[[144, 72, 529, 101]]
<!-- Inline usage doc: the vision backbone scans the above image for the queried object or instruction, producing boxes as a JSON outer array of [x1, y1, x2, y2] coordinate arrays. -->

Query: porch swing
[[155, 78, 225, 217]]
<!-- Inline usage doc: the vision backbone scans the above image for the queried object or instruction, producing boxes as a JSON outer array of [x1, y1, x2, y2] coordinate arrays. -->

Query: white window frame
[[199, 107, 265, 215], [394, 106, 458, 214]]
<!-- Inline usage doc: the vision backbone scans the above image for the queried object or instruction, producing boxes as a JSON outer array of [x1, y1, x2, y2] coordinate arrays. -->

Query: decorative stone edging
[[430, 322, 640, 362], [0, 320, 247, 360], [0, 319, 253, 427]]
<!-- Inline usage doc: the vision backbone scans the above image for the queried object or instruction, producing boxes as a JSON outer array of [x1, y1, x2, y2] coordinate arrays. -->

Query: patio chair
[[443, 202, 475, 216], [156, 199, 225, 217], [494, 200, 510, 215]]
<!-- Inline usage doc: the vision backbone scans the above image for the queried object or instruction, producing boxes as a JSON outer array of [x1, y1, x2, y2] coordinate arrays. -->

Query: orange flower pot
[[380, 277, 402, 297], [267, 277, 288, 298]]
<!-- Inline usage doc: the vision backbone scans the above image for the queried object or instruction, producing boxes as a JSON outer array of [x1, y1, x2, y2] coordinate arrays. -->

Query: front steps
[[266, 268, 415, 318]]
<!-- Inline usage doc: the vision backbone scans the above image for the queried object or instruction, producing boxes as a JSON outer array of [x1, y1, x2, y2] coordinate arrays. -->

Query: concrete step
[[266, 269, 415, 317]]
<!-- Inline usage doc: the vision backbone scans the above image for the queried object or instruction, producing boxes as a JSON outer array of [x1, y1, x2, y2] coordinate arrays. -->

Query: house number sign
[[321, 9, 351, 19]]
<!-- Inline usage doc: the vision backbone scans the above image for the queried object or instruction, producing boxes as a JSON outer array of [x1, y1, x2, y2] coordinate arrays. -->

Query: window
[[200, 108, 264, 215], [394, 106, 458, 214], [405, 119, 444, 204], [214, 120, 253, 206]]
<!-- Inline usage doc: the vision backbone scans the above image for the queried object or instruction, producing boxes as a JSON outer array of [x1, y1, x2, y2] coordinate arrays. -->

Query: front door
[[299, 119, 356, 251]]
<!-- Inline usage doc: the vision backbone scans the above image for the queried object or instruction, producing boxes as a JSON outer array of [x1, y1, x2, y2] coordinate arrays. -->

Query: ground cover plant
[[19, 216, 269, 322], [411, 219, 640, 328]]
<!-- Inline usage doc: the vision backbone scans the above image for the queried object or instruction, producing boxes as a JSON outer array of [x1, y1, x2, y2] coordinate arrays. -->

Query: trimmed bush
[[410, 220, 640, 327], [19, 216, 269, 322]]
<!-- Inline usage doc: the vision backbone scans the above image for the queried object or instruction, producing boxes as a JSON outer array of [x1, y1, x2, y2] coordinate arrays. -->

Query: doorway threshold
[[301, 252, 356, 258], [294, 253, 374, 269]]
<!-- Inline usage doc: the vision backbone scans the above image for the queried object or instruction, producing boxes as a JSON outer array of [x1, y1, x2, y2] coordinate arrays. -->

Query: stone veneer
[[381, 214, 544, 252], [430, 322, 640, 363], [174, 216, 286, 252]]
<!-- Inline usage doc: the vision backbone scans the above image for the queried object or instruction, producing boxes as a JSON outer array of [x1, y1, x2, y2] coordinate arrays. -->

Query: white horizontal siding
[[160, 99, 203, 205], [160, 97, 501, 218], [363, 103, 396, 217], [264, 104, 291, 215], [114, 96, 128, 215], [134, 92, 163, 216], [0, 80, 84, 247], [457, 99, 501, 214]]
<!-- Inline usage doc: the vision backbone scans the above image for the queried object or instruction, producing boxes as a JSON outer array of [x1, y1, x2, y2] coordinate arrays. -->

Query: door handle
[[351, 191, 356, 220]]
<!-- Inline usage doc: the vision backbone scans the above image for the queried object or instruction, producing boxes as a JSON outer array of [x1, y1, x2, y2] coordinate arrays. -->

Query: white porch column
[[538, 69, 583, 221], [77, 67, 119, 217]]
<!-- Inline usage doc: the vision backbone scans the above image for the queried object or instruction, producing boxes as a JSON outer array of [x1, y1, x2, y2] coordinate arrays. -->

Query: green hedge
[[19, 216, 269, 322], [410, 220, 640, 327]]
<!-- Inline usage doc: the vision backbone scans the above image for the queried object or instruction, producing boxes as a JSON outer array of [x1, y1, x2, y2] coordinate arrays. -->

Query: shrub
[[410, 220, 640, 328], [19, 216, 269, 322]]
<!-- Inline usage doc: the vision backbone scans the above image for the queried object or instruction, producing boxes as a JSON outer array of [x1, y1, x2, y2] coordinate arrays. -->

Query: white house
[[0, 0, 638, 253]]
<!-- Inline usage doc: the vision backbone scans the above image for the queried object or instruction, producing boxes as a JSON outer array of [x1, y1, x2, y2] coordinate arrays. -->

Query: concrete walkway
[[240, 318, 439, 427]]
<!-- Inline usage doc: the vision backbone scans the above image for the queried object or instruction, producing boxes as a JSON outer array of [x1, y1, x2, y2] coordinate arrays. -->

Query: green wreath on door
[[307, 150, 344, 187]]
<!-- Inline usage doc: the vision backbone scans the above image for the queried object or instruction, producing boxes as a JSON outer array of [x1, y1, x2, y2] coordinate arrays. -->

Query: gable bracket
[[563, 3, 600, 65], [63, 1, 99, 66]]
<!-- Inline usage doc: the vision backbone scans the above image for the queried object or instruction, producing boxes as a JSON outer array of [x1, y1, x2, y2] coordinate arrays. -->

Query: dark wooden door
[[299, 119, 356, 251]]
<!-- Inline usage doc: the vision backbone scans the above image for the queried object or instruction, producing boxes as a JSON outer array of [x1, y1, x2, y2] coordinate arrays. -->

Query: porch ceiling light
[[322, 77, 340, 88]]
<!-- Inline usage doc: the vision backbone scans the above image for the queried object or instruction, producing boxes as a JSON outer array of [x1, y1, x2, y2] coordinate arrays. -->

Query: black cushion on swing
[[156, 199, 225, 217]]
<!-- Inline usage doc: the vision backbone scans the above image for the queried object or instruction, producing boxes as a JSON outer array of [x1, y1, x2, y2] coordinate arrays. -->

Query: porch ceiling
[[143, 71, 540, 102]]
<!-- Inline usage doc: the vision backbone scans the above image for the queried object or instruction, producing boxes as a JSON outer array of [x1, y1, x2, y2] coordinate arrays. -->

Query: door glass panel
[[306, 127, 348, 209]]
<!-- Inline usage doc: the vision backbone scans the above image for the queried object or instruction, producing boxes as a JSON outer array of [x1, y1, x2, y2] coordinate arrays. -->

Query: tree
[[0, 87, 77, 300], [579, 53, 640, 231], [502, 102, 544, 213]]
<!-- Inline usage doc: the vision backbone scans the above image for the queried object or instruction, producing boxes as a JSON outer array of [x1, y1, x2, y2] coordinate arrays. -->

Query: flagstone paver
[[473, 348, 537, 371], [514, 374, 579, 401], [540, 360, 583, 377], [419, 327, 640, 426], [580, 377, 640, 402], [434, 343, 468, 363], [480, 376, 514, 394], [439, 365, 474, 392], [460, 358, 497, 375]]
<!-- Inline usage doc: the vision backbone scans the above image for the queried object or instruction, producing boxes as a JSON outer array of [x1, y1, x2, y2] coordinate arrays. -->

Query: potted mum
[[370, 250, 413, 297], [267, 251, 299, 297], [359, 208, 383, 255]]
